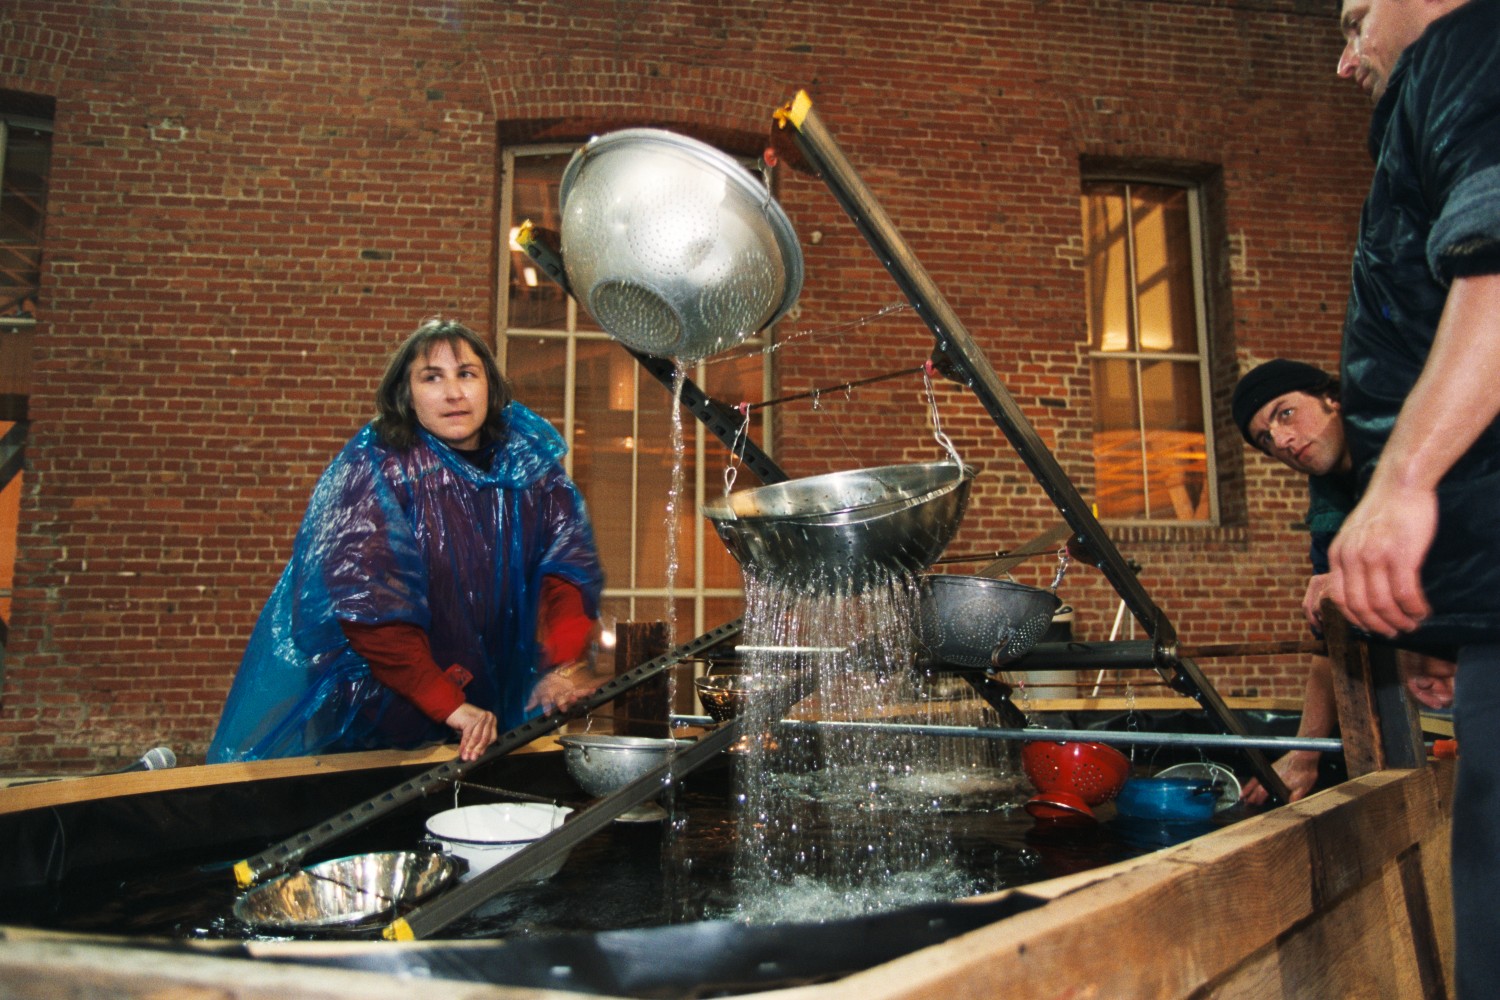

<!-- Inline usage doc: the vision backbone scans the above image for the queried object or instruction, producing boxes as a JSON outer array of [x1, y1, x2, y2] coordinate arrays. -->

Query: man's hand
[[1401, 652, 1456, 710], [1326, 479, 1435, 638], [1303, 574, 1332, 630], [444, 702, 498, 761], [1241, 749, 1321, 806]]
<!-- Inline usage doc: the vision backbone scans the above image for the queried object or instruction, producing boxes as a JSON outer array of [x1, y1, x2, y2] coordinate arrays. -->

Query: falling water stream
[[722, 571, 1008, 921]]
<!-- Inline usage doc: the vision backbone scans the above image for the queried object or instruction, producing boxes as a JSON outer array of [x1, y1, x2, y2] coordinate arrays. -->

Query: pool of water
[[0, 747, 1231, 943]]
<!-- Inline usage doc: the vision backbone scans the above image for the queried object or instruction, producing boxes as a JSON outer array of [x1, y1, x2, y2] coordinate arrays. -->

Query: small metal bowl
[[694, 673, 754, 723], [702, 463, 974, 596], [559, 128, 803, 360], [233, 850, 463, 934], [557, 733, 690, 798]]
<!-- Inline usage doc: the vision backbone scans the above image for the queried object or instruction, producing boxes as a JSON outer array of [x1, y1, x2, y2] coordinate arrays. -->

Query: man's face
[[1338, 0, 1444, 102], [1247, 390, 1350, 477]]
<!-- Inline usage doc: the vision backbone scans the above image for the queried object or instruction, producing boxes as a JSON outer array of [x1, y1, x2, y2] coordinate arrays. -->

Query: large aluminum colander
[[702, 463, 974, 596], [559, 128, 803, 360]]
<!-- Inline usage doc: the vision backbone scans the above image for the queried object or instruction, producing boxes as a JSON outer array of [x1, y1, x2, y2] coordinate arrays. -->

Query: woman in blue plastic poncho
[[207, 319, 604, 763]]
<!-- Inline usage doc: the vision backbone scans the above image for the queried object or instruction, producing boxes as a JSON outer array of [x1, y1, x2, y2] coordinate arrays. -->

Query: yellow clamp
[[773, 89, 813, 130], [232, 859, 255, 889], [383, 917, 416, 941]]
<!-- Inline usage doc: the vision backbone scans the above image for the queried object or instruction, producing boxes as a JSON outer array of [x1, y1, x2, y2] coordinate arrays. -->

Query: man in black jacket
[[1329, 1, 1500, 995]]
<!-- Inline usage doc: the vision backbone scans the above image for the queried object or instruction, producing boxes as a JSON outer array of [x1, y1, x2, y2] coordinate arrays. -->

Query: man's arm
[[1329, 272, 1500, 636]]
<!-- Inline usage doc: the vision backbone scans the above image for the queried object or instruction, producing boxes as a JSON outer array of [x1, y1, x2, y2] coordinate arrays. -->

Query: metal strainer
[[916, 575, 1060, 669], [559, 128, 803, 360], [702, 463, 974, 596]]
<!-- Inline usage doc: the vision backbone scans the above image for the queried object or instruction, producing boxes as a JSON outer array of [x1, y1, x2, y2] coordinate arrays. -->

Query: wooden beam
[[1321, 599, 1427, 776]]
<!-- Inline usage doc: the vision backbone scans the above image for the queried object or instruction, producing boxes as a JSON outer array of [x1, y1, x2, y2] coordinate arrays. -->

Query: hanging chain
[[922, 362, 964, 470], [723, 404, 753, 496]]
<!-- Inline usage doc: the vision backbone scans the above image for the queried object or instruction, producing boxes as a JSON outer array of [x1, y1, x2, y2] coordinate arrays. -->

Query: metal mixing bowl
[[557, 733, 691, 797], [701, 463, 975, 595], [232, 850, 463, 934], [916, 575, 1060, 669], [559, 128, 803, 360], [694, 672, 758, 723]]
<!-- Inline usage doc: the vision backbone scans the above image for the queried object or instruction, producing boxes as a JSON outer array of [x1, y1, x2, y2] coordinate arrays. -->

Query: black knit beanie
[[1231, 359, 1333, 446]]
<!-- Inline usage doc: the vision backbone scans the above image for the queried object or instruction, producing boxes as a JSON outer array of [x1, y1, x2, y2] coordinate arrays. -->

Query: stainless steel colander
[[559, 128, 803, 360], [702, 463, 974, 596]]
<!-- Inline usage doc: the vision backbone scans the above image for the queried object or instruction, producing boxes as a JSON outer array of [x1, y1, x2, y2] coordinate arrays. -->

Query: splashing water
[[725, 570, 1005, 922]]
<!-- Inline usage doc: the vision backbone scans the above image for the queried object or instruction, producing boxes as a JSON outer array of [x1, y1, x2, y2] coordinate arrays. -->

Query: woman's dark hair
[[373, 318, 513, 451]]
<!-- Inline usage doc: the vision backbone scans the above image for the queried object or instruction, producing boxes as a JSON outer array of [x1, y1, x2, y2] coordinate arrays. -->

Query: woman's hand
[[527, 662, 600, 715], [444, 702, 498, 761]]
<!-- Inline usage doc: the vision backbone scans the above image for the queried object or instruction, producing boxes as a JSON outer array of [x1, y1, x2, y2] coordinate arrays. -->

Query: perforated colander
[[1022, 740, 1131, 807], [916, 575, 1060, 669], [559, 129, 803, 360]]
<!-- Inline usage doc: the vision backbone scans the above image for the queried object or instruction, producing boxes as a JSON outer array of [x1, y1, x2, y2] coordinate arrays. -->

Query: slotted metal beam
[[773, 90, 1291, 806]]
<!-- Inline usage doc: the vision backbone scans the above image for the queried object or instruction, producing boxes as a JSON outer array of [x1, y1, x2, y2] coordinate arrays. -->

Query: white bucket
[[423, 802, 574, 881]]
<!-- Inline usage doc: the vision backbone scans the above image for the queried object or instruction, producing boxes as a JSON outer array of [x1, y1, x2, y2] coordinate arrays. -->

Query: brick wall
[[0, 0, 1370, 773]]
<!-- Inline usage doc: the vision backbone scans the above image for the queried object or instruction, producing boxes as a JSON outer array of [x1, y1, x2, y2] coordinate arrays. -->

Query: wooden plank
[[1322, 600, 1427, 776], [0, 745, 480, 816], [612, 620, 670, 736]]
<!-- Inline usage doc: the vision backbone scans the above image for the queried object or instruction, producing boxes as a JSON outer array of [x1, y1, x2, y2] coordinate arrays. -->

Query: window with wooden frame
[[1080, 178, 1216, 524], [0, 98, 51, 648]]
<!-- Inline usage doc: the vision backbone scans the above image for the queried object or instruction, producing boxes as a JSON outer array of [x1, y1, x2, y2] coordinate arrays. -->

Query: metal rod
[[775, 719, 1353, 753]]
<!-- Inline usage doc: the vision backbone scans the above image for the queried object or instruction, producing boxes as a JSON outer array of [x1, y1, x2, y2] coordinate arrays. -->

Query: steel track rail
[[231, 619, 742, 888]]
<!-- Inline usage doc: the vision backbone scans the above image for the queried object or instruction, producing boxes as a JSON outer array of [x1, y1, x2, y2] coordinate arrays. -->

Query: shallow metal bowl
[[694, 673, 756, 723], [232, 850, 463, 933], [559, 128, 803, 360], [702, 463, 974, 595], [917, 575, 1060, 669], [557, 733, 691, 797]]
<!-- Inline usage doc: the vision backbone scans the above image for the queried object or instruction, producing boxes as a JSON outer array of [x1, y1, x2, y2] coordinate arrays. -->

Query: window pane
[[563, 340, 629, 588], [1082, 178, 1211, 524], [1081, 184, 1131, 353], [0, 123, 49, 318], [504, 142, 772, 639], [1089, 357, 1144, 520], [507, 153, 571, 331], [504, 335, 567, 428], [1131, 187, 1197, 354]]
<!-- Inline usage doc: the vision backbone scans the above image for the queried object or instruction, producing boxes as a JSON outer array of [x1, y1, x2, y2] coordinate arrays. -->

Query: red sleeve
[[340, 621, 468, 724], [539, 576, 594, 667]]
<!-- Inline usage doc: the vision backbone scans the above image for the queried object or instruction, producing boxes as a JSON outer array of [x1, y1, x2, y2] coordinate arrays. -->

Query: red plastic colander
[[1022, 740, 1132, 820]]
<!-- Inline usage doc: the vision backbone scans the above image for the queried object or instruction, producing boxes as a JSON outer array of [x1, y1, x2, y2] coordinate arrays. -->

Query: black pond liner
[[1, 708, 1328, 998], [252, 893, 1047, 998]]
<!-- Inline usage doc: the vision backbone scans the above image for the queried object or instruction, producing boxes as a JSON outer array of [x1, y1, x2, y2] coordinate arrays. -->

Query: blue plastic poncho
[[207, 402, 603, 762]]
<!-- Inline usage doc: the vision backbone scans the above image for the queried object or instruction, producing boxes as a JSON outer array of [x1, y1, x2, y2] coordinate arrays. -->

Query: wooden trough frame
[[0, 609, 1455, 999], [0, 758, 1453, 999]]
